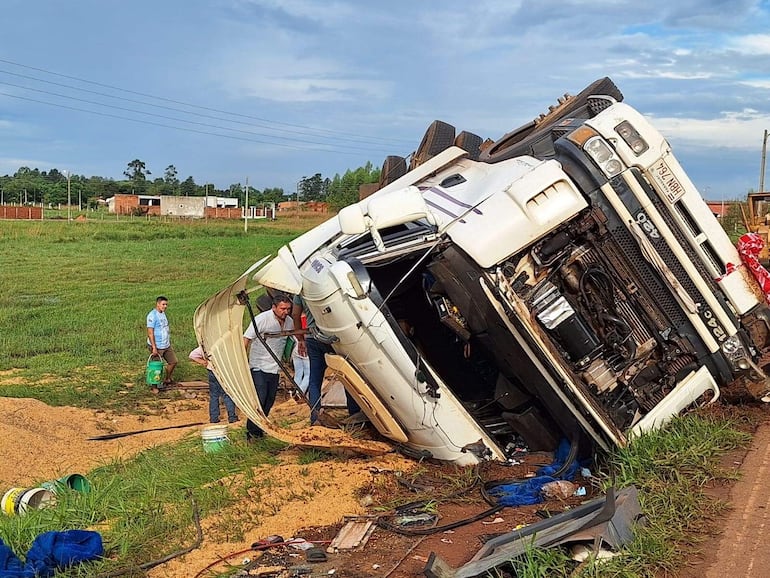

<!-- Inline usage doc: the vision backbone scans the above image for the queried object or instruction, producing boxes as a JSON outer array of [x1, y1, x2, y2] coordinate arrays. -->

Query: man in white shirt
[[243, 294, 293, 441]]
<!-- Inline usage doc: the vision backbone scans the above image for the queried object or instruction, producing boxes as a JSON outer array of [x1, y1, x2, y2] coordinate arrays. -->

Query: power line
[[0, 91, 376, 156], [0, 80, 395, 154], [0, 68, 407, 148], [0, 57, 413, 146]]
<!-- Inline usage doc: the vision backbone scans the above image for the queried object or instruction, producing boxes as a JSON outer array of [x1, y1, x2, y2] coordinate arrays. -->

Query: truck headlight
[[584, 137, 623, 176], [615, 121, 649, 155]]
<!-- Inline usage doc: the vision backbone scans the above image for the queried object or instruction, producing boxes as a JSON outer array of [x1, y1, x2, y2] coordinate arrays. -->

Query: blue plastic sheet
[[487, 439, 581, 507], [0, 530, 102, 577]]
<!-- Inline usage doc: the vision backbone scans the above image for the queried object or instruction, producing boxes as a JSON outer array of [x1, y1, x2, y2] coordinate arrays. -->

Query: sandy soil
[[0, 395, 212, 488]]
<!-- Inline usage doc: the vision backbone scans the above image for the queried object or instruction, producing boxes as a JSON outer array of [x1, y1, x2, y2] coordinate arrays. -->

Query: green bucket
[[41, 473, 91, 494], [146, 355, 164, 386]]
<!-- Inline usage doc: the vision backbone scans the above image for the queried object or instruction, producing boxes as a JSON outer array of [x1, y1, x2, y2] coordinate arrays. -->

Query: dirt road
[[680, 421, 770, 577]]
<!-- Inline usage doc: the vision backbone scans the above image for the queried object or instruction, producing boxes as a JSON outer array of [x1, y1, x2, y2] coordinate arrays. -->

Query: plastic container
[[146, 355, 164, 386], [1, 487, 25, 515], [17, 488, 54, 514], [41, 473, 91, 494], [201, 424, 229, 453], [1, 487, 54, 516]]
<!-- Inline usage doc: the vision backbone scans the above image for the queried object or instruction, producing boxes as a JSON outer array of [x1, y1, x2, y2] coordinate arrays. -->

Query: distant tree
[[722, 197, 746, 237], [164, 165, 179, 186], [326, 161, 380, 211], [123, 159, 151, 193], [124, 159, 150, 182], [261, 187, 285, 204], [227, 183, 244, 206], [180, 176, 196, 196], [298, 173, 325, 201]]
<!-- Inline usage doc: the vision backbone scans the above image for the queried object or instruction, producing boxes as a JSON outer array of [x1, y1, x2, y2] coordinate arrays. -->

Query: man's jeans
[[246, 369, 279, 439], [208, 369, 237, 423], [306, 337, 360, 423]]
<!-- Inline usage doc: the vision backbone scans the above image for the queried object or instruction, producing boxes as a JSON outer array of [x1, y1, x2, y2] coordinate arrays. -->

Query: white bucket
[[201, 425, 229, 453], [1, 487, 54, 515], [17, 488, 54, 514]]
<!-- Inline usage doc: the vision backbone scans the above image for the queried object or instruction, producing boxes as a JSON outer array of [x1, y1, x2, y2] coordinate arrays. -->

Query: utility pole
[[761, 129, 769, 193], [244, 177, 249, 233], [66, 171, 72, 221]]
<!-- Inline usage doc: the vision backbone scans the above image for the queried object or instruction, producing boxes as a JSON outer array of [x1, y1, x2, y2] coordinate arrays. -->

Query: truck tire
[[479, 77, 623, 164], [410, 120, 456, 170], [454, 131, 483, 160], [378, 155, 408, 189]]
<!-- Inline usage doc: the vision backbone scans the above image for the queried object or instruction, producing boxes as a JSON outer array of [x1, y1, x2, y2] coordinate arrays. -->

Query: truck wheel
[[479, 77, 623, 164], [454, 131, 483, 160], [378, 155, 407, 188], [410, 120, 456, 169]]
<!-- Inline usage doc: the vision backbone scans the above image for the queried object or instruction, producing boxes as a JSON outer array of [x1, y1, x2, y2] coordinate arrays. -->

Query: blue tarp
[[488, 439, 582, 507], [0, 530, 103, 577]]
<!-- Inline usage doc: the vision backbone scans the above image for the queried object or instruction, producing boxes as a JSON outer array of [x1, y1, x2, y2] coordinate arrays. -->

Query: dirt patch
[[0, 394, 210, 488]]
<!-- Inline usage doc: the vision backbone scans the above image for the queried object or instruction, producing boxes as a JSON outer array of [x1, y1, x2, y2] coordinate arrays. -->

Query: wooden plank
[[327, 516, 378, 553]]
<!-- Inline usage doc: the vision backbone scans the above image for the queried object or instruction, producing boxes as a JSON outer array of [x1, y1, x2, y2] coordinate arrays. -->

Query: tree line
[[0, 159, 381, 211]]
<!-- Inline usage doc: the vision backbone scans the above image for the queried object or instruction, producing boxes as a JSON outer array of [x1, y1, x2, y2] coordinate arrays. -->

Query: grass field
[[0, 214, 329, 410]]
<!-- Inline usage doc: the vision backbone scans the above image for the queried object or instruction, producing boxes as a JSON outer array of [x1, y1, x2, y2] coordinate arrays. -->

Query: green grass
[[0, 216, 327, 574], [0, 216, 327, 411]]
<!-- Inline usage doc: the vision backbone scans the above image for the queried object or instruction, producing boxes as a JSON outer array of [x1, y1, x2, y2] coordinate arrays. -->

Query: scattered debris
[[305, 547, 328, 563], [541, 480, 578, 500], [327, 515, 378, 553], [423, 486, 643, 578]]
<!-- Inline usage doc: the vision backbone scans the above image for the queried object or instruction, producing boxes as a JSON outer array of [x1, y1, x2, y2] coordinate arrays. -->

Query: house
[[106, 194, 247, 219]]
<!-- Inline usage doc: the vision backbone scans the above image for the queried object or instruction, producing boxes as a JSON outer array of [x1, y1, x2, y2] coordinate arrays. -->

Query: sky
[[2, 0, 770, 201]]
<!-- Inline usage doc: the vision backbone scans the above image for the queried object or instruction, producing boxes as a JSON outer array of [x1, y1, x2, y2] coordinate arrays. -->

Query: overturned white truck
[[196, 78, 770, 465]]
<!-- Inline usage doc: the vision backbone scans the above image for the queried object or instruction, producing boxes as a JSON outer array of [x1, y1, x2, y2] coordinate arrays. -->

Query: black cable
[[0, 79, 394, 153], [377, 504, 504, 536], [0, 91, 387, 158], [97, 495, 203, 578], [0, 68, 408, 148], [0, 57, 413, 146]]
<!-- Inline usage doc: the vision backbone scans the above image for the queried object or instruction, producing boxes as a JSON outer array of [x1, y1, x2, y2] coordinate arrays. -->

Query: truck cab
[[196, 79, 770, 465]]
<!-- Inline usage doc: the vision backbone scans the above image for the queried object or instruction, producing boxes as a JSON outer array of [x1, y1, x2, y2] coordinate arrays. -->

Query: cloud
[[727, 33, 770, 55], [650, 109, 770, 150], [228, 0, 356, 28], [0, 157, 54, 174], [217, 54, 393, 103]]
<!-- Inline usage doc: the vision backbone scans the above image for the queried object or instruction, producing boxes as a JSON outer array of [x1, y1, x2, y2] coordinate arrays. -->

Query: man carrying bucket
[[146, 296, 178, 390]]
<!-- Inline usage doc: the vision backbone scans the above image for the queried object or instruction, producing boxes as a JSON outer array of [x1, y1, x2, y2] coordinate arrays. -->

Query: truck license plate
[[649, 158, 686, 203]]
